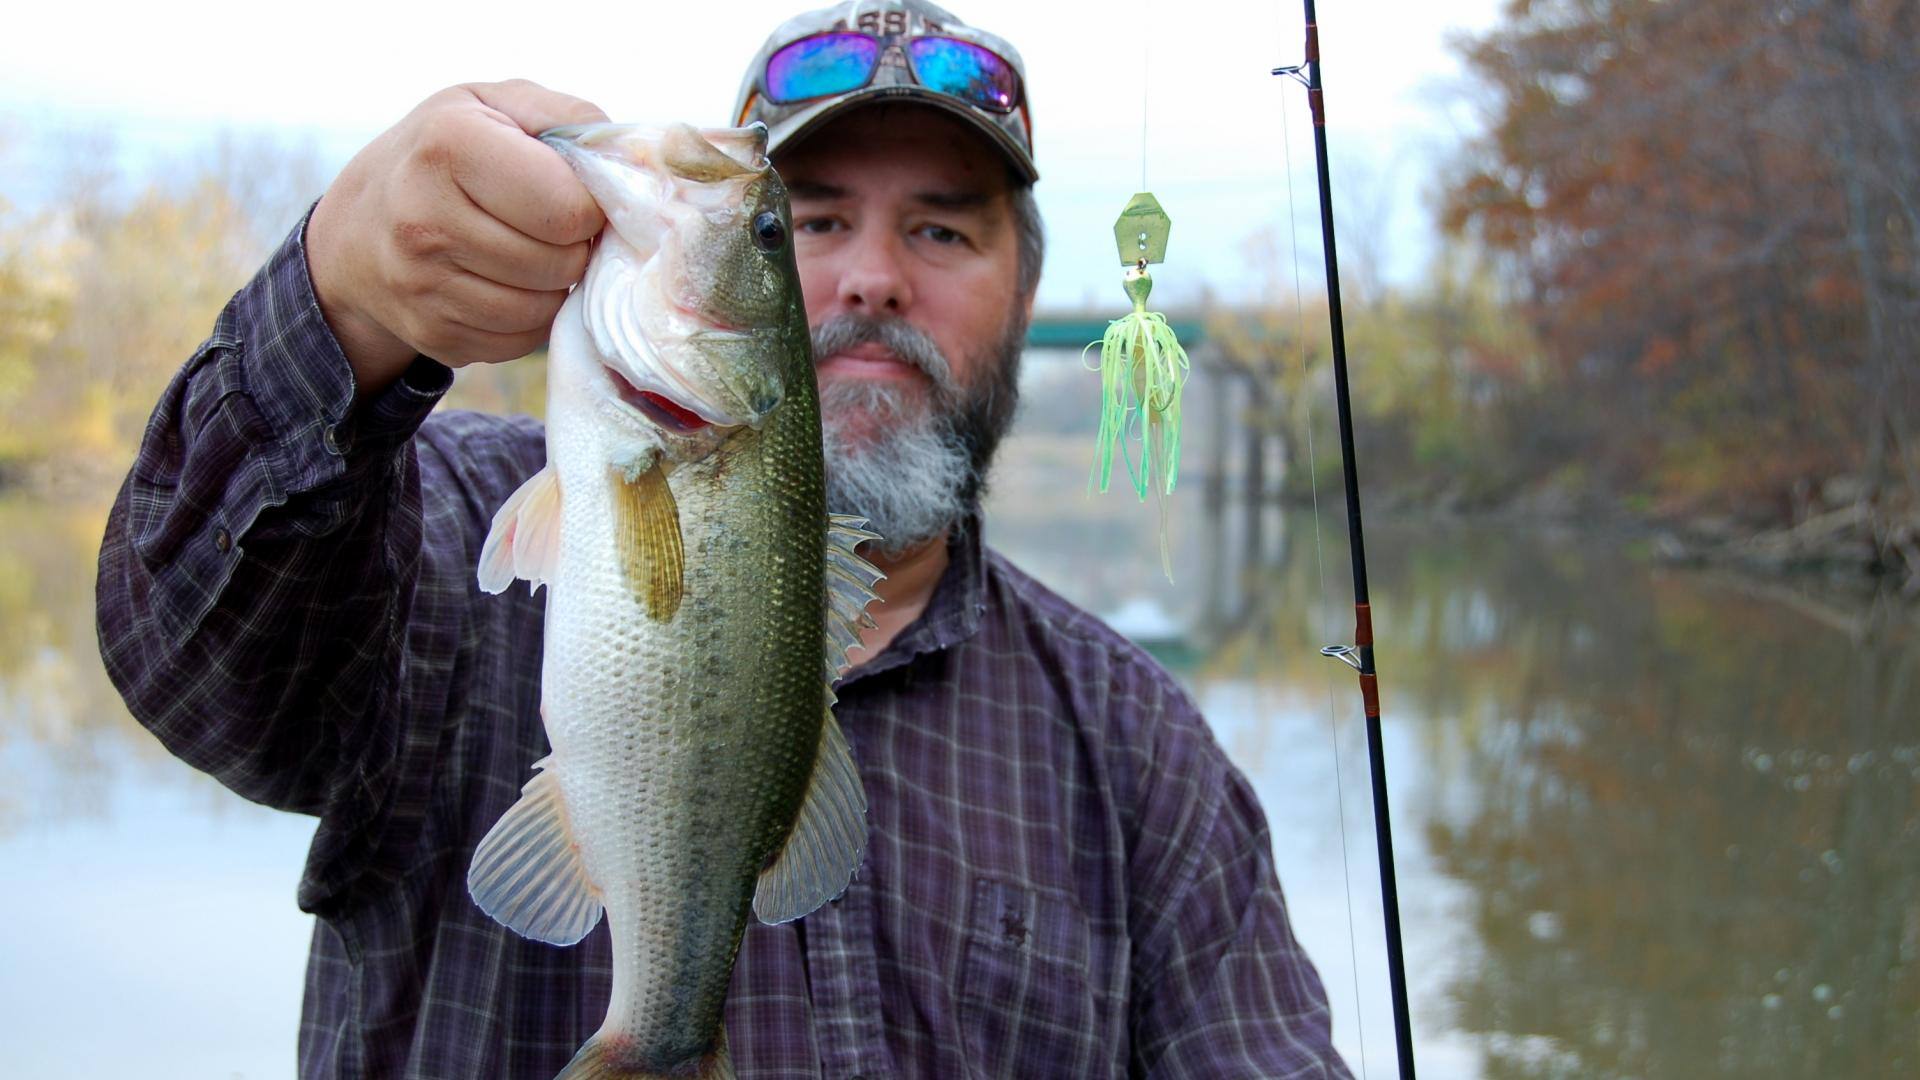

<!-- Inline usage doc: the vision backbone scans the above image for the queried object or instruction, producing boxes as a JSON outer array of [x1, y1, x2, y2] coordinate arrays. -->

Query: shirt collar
[[838, 511, 988, 684]]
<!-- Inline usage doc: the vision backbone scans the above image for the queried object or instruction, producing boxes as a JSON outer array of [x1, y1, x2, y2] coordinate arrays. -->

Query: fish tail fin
[[554, 1030, 734, 1080]]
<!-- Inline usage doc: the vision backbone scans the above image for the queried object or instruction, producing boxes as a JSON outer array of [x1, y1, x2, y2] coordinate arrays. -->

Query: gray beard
[[813, 313, 1025, 558]]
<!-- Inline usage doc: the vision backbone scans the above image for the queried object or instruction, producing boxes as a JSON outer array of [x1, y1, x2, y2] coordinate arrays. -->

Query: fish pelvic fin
[[611, 461, 685, 621], [555, 1028, 734, 1080], [753, 708, 868, 924], [466, 756, 604, 945], [823, 514, 885, 682], [479, 465, 562, 594]]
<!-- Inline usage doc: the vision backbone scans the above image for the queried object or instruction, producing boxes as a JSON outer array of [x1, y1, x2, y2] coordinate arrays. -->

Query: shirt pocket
[[957, 877, 1120, 1078]]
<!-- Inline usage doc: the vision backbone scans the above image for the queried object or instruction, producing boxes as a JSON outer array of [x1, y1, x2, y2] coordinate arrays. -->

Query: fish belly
[[541, 434, 823, 1066]]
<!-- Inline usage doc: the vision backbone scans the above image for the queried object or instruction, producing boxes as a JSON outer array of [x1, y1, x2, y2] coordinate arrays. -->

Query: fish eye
[[752, 210, 786, 252]]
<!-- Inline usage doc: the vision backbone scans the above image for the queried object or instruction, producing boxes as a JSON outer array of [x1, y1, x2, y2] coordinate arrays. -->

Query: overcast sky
[[1, 0, 1504, 308]]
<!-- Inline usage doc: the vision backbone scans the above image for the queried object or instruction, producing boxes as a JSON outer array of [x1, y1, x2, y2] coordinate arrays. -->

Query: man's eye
[[921, 224, 965, 245], [794, 217, 840, 235]]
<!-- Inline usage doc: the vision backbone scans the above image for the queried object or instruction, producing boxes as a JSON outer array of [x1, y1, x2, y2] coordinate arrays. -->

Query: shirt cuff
[[231, 202, 452, 494]]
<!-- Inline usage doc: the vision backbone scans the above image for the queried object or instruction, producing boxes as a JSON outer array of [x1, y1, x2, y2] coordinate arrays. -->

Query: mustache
[[810, 314, 958, 394]]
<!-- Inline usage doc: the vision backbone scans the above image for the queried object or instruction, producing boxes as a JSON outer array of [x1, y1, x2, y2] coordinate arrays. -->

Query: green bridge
[[1024, 313, 1208, 350]]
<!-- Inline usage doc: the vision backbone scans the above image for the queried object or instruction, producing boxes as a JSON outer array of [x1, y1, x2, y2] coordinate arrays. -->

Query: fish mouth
[[543, 122, 770, 180], [605, 367, 714, 435]]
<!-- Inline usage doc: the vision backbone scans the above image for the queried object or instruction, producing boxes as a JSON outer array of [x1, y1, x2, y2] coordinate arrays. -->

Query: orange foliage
[[1443, 0, 1919, 520]]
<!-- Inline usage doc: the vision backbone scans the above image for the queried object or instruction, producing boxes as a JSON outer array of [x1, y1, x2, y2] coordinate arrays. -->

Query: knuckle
[[389, 217, 444, 262], [410, 135, 458, 178], [391, 271, 431, 305], [393, 259, 445, 306]]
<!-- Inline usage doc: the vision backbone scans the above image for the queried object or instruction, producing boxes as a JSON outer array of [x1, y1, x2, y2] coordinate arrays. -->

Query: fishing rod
[[1272, 2, 1416, 1076]]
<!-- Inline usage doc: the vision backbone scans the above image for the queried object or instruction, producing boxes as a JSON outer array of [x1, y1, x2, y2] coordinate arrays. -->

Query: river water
[[1, 375, 1914, 1077]]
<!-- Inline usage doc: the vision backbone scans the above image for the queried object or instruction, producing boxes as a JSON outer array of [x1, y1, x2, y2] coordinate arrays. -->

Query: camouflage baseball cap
[[732, 0, 1038, 183]]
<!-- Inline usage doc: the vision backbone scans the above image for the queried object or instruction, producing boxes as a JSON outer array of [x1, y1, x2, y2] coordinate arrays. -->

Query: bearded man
[[95, 2, 1349, 1076]]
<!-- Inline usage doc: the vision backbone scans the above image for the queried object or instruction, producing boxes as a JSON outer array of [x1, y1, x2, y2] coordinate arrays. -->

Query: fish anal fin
[[466, 756, 603, 945], [823, 514, 885, 681], [753, 709, 868, 924], [612, 463, 685, 621], [478, 466, 562, 594]]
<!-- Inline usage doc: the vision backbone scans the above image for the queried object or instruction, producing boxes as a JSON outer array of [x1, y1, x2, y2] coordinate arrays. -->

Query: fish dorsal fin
[[663, 122, 757, 181], [612, 461, 685, 621], [478, 465, 562, 594], [753, 708, 868, 924], [466, 755, 604, 945], [823, 514, 885, 681]]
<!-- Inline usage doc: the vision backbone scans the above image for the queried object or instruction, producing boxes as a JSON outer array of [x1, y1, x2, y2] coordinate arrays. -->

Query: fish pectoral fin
[[822, 514, 886, 681], [466, 756, 604, 945], [478, 465, 563, 594], [753, 709, 869, 924], [612, 461, 685, 621]]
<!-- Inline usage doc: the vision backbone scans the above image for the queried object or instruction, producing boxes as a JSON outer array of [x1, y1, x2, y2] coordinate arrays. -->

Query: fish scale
[[468, 122, 883, 1080]]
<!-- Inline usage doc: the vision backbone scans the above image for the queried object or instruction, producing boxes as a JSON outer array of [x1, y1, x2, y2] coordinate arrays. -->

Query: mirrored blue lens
[[907, 37, 1019, 113], [765, 33, 880, 104]]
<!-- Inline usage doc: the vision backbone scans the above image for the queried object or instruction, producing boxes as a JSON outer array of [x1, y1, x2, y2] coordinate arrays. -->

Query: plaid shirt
[[95, 218, 1348, 1079]]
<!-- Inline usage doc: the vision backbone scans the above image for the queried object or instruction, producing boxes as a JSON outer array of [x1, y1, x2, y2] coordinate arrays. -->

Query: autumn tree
[[0, 133, 324, 487], [1445, 0, 1918, 547]]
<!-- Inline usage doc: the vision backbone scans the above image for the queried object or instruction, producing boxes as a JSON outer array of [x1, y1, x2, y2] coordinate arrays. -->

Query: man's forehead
[[786, 178, 1001, 216], [776, 105, 1011, 191]]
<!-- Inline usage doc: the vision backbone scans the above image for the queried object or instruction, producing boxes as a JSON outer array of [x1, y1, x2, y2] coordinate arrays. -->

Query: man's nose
[[835, 230, 913, 315]]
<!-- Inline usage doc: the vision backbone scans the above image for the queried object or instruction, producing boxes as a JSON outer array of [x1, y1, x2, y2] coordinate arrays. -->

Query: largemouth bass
[[469, 121, 883, 1080]]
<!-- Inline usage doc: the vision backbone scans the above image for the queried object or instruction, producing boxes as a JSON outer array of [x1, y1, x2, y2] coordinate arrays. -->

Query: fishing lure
[[1086, 191, 1191, 579]]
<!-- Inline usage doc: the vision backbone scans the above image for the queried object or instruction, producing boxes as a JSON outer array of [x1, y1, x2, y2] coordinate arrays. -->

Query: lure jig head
[[1087, 191, 1191, 580]]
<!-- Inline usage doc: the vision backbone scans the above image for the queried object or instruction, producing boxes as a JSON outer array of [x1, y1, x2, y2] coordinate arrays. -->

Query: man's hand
[[308, 80, 610, 400]]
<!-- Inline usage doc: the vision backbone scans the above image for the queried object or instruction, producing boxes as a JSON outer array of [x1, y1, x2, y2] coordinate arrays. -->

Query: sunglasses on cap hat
[[763, 30, 1022, 114], [733, 1, 1037, 183]]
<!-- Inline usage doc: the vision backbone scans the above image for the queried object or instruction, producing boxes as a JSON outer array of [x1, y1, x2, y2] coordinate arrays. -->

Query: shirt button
[[322, 422, 342, 455], [214, 528, 232, 553]]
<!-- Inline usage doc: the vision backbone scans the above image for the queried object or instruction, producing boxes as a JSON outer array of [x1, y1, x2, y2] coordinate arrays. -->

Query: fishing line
[[1280, 67, 1371, 1080], [1140, 0, 1150, 191]]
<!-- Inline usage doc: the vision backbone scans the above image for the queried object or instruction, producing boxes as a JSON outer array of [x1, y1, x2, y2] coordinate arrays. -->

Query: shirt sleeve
[[1125, 674, 1353, 1079], [94, 207, 455, 898]]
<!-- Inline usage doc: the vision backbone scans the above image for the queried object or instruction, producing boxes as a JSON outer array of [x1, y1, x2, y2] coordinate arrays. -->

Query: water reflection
[[1, 412, 1916, 1075], [0, 494, 191, 835], [1415, 569, 1919, 1080], [983, 423, 1919, 1078]]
